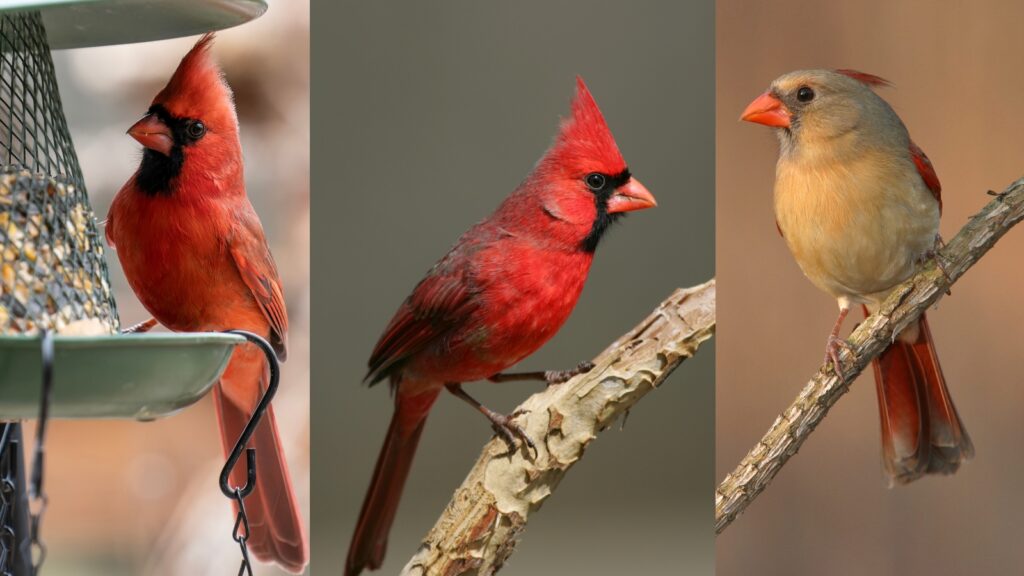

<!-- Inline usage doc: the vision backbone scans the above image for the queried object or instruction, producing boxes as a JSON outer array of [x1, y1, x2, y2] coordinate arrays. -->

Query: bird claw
[[545, 361, 595, 385], [490, 411, 537, 458], [824, 335, 855, 380], [921, 235, 953, 295], [121, 318, 158, 334]]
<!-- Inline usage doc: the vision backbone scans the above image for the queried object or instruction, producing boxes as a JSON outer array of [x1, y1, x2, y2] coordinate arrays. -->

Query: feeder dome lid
[[0, 0, 267, 49]]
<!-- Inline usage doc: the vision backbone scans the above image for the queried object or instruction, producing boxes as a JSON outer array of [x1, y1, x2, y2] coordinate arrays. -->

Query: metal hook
[[30, 331, 53, 500], [218, 330, 280, 499]]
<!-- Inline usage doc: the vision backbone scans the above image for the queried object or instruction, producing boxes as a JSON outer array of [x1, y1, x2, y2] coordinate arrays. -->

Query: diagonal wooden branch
[[716, 177, 1024, 534], [400, 280, 716, 576]]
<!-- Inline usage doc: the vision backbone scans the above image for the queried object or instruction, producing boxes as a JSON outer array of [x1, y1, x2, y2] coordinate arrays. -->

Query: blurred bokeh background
[[717, 1, 1024, 575], [313, 1, 714, 574], [19, 1, 310, 574]]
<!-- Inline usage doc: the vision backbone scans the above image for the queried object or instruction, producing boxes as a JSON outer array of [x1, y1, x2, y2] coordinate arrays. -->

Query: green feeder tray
[[0, 0, 267, 49], [0, 332, 245, 420]]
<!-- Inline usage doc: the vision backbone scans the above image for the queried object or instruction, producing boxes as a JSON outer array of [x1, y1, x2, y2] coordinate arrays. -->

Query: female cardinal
[[346, 77, 656, 575], [105, 35, 307, 572], [741, 69, 973, 485]]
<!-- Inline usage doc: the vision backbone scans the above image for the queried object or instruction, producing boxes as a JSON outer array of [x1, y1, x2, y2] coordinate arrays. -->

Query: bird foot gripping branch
[[920, 234, 954, 293], [445, 383, 538, 458]]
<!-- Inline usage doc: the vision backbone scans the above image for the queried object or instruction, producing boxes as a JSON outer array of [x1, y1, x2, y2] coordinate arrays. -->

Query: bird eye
[[187, 120, 206, 139], [796, 86, 815, 102], [584, 173, 606, 191]]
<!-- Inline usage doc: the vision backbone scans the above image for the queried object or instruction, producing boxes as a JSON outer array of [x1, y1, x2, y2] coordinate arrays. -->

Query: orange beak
[[740, 92, 791, 128], [128, 113, 174, 156], [607, 177, 657, 214]]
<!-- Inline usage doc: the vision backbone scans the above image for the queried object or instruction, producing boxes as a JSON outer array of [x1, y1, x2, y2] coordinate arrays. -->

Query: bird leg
[[445, 383, 537, 457], [825, 307, 855, 380], [488, 361, 595, 385], [121, 318, 158, 334], [920, 234, 953, 295]]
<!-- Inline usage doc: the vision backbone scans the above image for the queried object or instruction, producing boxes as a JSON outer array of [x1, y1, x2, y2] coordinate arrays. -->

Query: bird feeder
[[0, 1, 269, 573]]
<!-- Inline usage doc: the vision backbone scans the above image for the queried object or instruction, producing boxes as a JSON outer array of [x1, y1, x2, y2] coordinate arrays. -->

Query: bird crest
[[835, 69, 892, 89], [544, 77, 626, 176], [153, 33, 237, 130]]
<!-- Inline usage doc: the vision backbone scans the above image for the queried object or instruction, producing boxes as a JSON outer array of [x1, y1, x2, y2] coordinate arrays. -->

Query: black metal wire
[[0, 12, 119, 334], [230, 489, 253, 576], [0, 424, 31, 576], [0, 424, 16, 576], [27, 332, 52, 573], [219, 331, 280, 576]]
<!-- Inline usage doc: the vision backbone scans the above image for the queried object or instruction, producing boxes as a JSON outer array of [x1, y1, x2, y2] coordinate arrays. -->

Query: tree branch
[[715, 177, 1024, 534], [400, 280, 716, 576]]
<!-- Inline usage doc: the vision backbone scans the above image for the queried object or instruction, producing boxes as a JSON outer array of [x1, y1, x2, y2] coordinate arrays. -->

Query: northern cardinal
[[347, 77, 656, 575], [105, 35, 307, 572], [741, 69, 973, 485]]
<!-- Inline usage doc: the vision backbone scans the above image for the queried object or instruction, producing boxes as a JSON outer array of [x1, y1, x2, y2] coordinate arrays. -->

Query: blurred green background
[[717, 1, 1024, 574], [312, 1, 715, 574]]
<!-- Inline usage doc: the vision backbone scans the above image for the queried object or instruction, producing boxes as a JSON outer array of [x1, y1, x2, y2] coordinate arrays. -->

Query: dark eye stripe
[[146, 104, 205, 145]]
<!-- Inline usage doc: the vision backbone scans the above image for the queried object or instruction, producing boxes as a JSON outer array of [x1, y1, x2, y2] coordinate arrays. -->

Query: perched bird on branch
[[741, 69, 972, 485], [347, 77, 657, 575], [105, 34, 307, 573]]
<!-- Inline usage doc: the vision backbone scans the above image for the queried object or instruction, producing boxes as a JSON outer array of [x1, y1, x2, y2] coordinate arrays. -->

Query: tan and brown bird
[[741, 69, 973, 485]]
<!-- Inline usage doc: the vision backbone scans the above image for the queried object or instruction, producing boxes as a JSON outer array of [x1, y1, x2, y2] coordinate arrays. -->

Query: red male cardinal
[[741, 69, 973, 485], [347, 78, 656, 575], [105, 35, 307, 572]]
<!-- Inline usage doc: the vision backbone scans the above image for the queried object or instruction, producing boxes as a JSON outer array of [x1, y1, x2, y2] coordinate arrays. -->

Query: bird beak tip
[[607, 177, 657, 214], [741, 92, 791, 128], [128, 113, 174, 156]]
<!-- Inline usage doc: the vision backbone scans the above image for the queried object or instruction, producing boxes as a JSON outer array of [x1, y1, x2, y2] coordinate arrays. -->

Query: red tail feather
[[347, 388, 440, 576], [870, 311, 973, 485], [215, 351, 308, 573]]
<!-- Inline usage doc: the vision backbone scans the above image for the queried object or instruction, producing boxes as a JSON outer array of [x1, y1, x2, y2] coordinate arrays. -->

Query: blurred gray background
[[717, 1, 1024, 575], [313, 1, 715, 574]]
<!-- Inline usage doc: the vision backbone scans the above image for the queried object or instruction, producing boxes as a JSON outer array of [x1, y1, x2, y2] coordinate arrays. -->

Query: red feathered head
[[153, 34, 238, 135], [504, 77, 653, 251], [542, 77, 627, 177], [128, 33, 244, 196]]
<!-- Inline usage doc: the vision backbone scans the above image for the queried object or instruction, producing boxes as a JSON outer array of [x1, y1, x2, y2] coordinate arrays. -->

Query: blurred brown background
[[312, 1, 715, 574], [717, 1, 1024, 574], [25, 2, 311, 574]]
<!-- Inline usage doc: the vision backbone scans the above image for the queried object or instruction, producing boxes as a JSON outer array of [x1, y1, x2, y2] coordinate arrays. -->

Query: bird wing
[[365, 246, 480, 385], [229, 206, 290, 360], [909, 140, 942, 214]]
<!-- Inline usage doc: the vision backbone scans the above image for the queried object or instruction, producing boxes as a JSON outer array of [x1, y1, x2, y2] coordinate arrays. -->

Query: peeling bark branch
[[400, 280, 716, 576], [716, 178, 1024, 534]]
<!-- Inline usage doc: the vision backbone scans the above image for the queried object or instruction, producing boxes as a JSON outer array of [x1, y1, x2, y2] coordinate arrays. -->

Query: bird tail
[[346, 387, 440, 576], [870, 310, 973, 485], [215, 348, 308, 574]]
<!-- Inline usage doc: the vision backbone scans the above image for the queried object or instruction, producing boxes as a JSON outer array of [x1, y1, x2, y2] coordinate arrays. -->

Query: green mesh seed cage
[[0, 12, 117, 334]]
